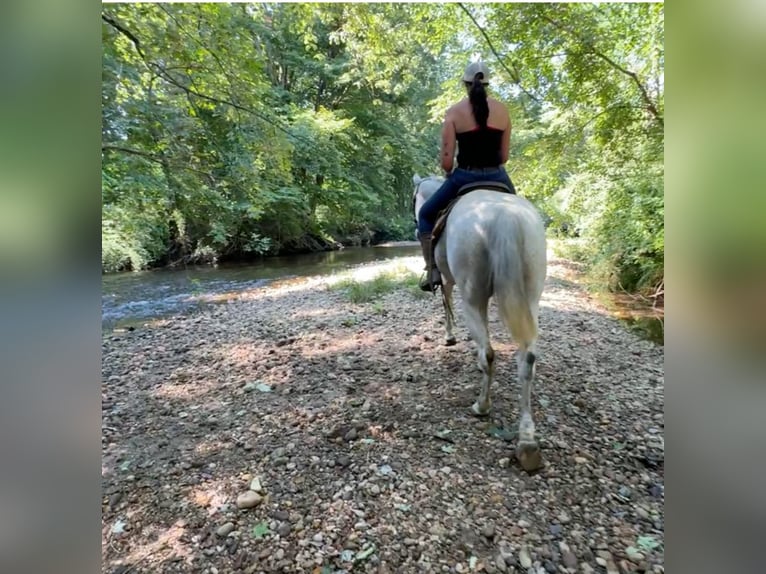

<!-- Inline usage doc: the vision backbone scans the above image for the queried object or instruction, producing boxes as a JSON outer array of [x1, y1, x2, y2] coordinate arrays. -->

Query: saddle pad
[[432, 184, 514, 249]]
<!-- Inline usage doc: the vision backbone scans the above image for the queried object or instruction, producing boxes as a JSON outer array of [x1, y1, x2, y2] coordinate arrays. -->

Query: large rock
[[236, 491, 262, 509]]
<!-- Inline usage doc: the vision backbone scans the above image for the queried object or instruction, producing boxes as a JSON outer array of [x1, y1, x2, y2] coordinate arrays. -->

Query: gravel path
[[102, 252, 664, 574]]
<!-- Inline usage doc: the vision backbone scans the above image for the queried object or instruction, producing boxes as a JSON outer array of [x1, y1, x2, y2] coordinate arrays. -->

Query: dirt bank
[[102, 252, 664, 574]]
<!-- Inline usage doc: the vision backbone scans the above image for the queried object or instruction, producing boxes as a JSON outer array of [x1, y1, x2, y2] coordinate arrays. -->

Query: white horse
[[413, 174, 548, 471]]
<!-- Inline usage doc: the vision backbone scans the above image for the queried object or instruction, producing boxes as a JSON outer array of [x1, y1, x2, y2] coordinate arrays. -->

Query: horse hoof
[[444, 336, 457, 346], [516, 441, 542, 472], [470, 402, 490, 417]]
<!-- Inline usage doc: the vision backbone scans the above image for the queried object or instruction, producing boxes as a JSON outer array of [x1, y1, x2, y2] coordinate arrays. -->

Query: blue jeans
[[417, 167, 516, 235]]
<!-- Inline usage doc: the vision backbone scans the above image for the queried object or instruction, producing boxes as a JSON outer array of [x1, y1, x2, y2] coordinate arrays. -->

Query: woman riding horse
[[417, 60, 516, 291]]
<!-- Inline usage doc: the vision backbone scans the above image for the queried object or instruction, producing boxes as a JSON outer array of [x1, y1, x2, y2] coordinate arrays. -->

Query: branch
[[539, 13, 663, 127], [102, 14, 145, 59], [101, 144, 157, 161], [101, 11, 315, 147], [157, 4, 248, 123], [101, 144, 215, 181], [457, 3, 540, 103], [577, 103, 642, 132]]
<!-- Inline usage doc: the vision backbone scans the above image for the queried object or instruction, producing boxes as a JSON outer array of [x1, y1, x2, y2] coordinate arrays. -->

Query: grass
[[331, 263, 429, 303]]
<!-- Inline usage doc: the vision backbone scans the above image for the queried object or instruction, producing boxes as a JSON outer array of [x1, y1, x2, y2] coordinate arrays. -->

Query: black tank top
[[456, 127, 503, 169]]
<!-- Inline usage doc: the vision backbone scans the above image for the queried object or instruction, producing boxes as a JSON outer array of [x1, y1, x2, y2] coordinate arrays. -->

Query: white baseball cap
[[462, 61, 490, 84]]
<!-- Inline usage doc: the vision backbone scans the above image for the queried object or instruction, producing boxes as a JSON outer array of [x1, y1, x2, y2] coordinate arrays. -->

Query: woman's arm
[[500, 122, 511, 165], [440, 109, 456, 173]]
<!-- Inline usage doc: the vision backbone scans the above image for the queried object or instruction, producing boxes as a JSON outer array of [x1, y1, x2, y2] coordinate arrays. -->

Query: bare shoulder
[[446, 98, 469, 117], [487, 98, 509, 116], [487, 98, 510, 127]]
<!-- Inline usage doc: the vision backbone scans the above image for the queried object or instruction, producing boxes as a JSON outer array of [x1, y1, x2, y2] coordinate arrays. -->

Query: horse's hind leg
[[461, 291, 494, 416], [498, 296, 542, 471], [442, 280, 457, 346], [515, 342, 541, 471]]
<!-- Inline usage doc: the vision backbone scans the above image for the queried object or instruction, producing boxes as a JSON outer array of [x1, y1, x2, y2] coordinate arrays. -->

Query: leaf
[[355, 544, 376, 561], [394, 503, 411, 512], [612, 441, 626, 451], [469, 555, 478, 570], [637, 535, 661, 551], [251, 521, 270, 539], [441, 445, 455, 454], [360, 438, 376, 444], [256, 383, 272, 393], [625, 546, 641, 559], [485, 425, 517, 442], [111, 519, 126, 534], [340, 549, 355, 562], [433, 429, 454, 443]]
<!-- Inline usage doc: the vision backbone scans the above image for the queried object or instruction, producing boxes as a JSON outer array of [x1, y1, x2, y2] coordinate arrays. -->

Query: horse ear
[[413, 174, 422, 185]]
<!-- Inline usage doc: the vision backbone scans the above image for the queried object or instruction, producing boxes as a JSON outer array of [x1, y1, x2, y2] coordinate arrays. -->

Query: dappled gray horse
[[413, 174, 547, 470]]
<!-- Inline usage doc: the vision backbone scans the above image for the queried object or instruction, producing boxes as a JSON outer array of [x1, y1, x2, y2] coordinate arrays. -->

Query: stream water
[[102, 242, 663, 344], [102, 243, 421, 330]]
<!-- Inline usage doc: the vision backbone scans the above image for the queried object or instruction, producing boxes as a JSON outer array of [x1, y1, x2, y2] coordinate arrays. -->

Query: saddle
[[431, 181, 515, 248]]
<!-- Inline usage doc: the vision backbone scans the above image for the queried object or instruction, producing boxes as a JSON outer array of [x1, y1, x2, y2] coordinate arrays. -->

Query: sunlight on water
[[102, 244, 421, 329]]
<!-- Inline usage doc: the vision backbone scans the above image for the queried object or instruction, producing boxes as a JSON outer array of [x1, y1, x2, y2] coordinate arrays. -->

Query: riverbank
[[101, 251, 664, 573]]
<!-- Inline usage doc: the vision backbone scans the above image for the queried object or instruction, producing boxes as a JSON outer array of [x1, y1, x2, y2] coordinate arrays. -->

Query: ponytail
[[465, 73, 489, 129]]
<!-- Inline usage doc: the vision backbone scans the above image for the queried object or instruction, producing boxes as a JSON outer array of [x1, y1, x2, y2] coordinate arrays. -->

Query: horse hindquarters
[[490, 211, 546, 471]]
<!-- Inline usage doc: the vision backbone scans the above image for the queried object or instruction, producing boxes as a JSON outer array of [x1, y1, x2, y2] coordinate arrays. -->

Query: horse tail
[[490, 219, 539, 351]]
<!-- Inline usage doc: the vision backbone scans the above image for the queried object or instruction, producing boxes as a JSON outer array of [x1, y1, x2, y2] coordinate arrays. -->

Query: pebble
[[574, 456, 588, 464], [378, 464, 393, 476], [216, 522, 235, 537], [562, 550, 578, 569], [518, 519, 531, 529], [108, 492, 122, 509], [481, 524, 495, 539], [429, 524, 447, 537], [498, 457, 511, 468], [344, 428, 358, 441], [249, 477, 262, 492], [495, 554, 507, 572], [519, 546, 532, 568], [236, 491, 262, 509]]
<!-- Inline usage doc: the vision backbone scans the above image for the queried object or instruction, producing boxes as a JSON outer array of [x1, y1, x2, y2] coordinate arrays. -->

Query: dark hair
[[464, 73, 489, 129]]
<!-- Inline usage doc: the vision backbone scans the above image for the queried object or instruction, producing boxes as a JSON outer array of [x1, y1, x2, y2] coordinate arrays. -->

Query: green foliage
[[101, 3, 663, 296], [482, 2, 664, 295], [102, 3, 442, 269]]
